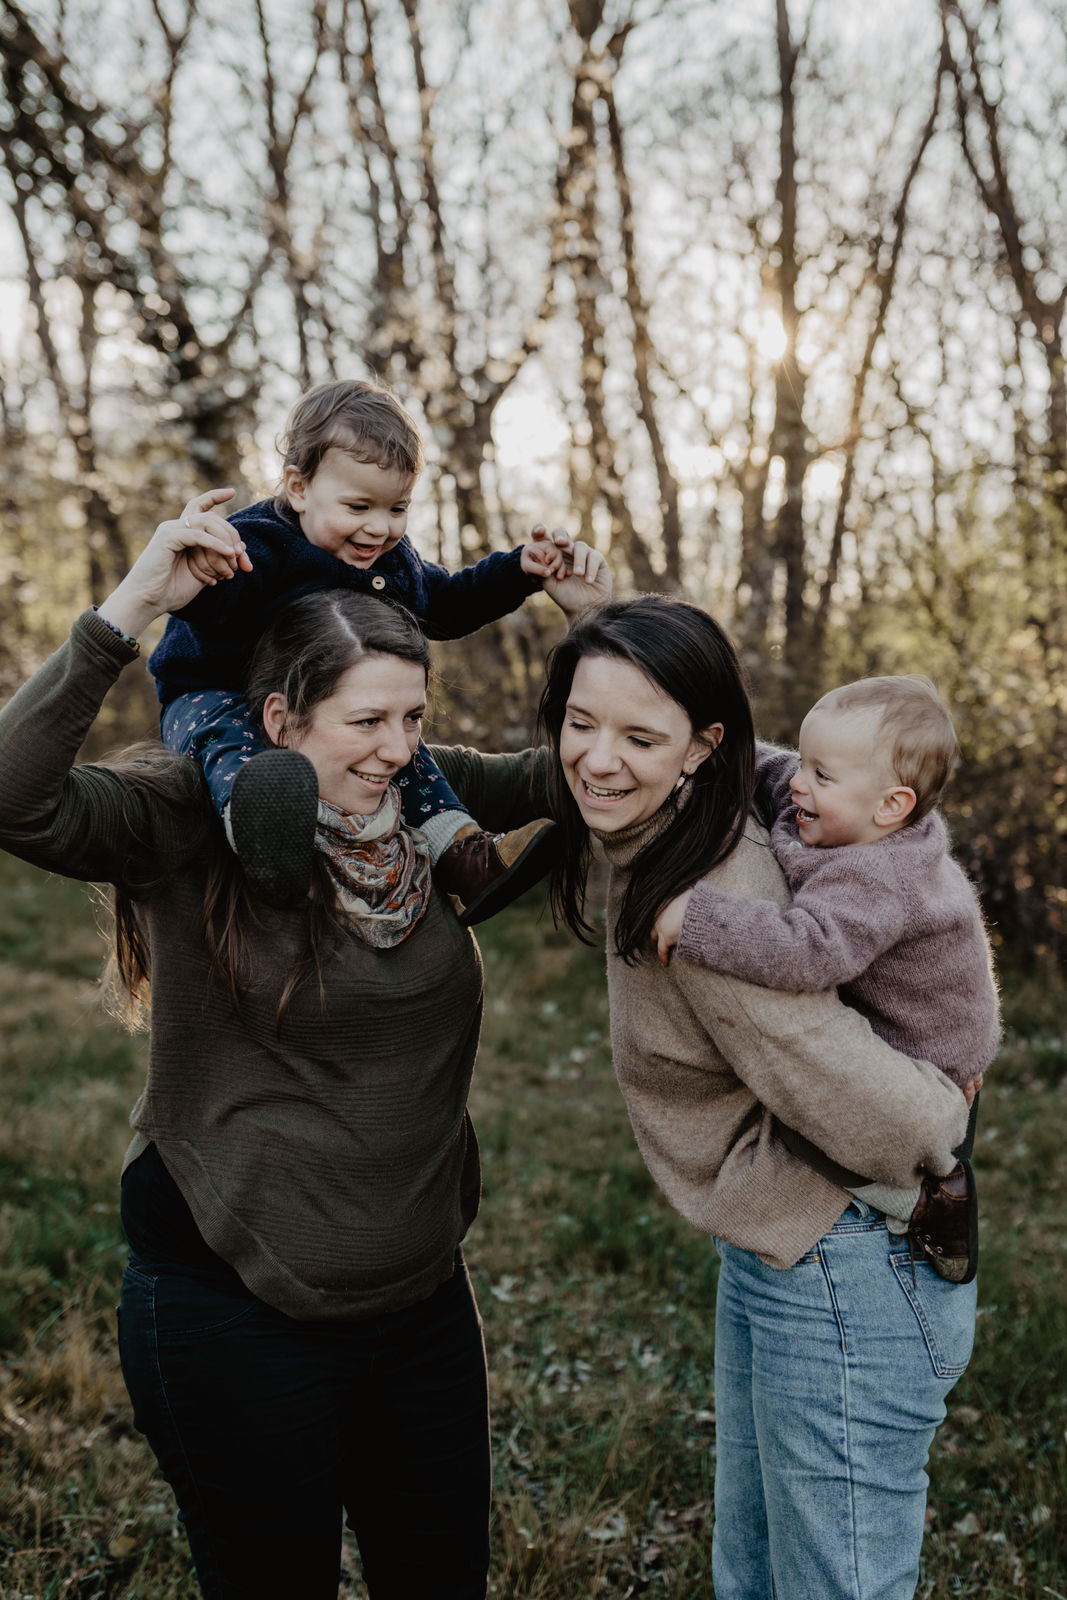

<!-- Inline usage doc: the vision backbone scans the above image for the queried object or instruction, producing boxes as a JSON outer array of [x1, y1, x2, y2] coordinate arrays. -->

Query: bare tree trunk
[[252, 0, 326, 392], [0, 0, 258, 487], [335, 0, 556, 557], [339, 0, 417, 376], [810, 59, 943, 659], [772, 0, 810, 702], [76, 278, 130, 599], [603, 36, 682, 587], [0, 375, 28, 680], [942, 0, 1067, 498], [8, 188, 126, 599], [554, 3, 657, 589], [736, 451, 775, 682]]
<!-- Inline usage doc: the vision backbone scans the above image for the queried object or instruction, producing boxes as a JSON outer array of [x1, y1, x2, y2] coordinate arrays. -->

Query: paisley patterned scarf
[[314, 787, 431, 947]]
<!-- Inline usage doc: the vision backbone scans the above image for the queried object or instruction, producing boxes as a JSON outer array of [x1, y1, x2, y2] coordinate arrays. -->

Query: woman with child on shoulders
[[0, 502, 604, 1600]]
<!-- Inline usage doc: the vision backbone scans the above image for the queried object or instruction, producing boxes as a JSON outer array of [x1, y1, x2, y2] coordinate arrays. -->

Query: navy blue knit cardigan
[[149, 499, 541, 704]]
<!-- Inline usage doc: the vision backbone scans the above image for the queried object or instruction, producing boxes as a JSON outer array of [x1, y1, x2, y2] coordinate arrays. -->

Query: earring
[[674, 772, 688, 791]]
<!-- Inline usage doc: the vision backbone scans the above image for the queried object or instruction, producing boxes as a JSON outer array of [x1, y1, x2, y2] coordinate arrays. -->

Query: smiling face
[[285, 449, 414, 568], [790, 706, 912, 847], [559, 655, 720, 833], [263, 653, 427, 815]]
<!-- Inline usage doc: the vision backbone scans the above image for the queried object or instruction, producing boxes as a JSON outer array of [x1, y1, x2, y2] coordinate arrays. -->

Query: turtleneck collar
[[592, 775, 695, 869]]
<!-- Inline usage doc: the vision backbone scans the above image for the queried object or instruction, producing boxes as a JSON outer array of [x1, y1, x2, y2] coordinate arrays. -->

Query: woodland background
[[2, 3, 1067, 1595], [0, 0, 1065, 965]]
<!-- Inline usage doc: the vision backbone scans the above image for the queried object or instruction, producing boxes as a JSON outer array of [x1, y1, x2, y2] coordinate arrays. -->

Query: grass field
[[0, 852, 1065, 1597]]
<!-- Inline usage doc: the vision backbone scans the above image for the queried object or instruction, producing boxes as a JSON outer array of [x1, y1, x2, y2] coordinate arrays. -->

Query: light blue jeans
[[712, 1201, 977, 1600]]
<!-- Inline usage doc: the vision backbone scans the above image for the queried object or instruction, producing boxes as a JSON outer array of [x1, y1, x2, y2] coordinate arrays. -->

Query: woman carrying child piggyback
[[653, 672, 998, 1281], [519, 596, 986, 1600]]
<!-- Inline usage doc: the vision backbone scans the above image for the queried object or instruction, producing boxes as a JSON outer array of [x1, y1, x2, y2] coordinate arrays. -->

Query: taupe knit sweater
[[598, 807, 971, 1270], [0, 614, 539, 1320]]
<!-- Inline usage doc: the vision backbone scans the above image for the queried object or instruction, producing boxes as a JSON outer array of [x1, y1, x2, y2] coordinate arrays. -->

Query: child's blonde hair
[[814, 675, 959, 824], [276, 379, 423, 507]]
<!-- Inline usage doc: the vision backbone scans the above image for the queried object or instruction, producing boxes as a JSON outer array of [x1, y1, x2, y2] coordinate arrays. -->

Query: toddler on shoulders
[[150, 378, 611, 919]]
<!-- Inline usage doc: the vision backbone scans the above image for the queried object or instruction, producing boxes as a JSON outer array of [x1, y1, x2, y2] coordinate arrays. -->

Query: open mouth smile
[[581, 779, 633, 800], [796, 806, 817, 824]]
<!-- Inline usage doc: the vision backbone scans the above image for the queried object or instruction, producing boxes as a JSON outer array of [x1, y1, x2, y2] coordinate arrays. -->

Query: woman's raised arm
[[0, 495, 241, 883], [0, 612, 206, 888], [429, 744, 553, 834]]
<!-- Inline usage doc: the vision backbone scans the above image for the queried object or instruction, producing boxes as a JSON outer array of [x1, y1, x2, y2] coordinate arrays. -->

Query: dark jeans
[[117, 1249, 490, 1599]]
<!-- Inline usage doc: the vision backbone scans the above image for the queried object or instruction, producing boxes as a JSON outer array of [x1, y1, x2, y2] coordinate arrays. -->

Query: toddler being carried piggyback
[[653, 674, 999, 1283]]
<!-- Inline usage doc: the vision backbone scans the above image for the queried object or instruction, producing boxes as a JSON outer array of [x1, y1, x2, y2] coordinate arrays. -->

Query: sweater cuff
[[75, 607, 142, 666], [507, 545, 545, 596], [676, 881, 724, 965]]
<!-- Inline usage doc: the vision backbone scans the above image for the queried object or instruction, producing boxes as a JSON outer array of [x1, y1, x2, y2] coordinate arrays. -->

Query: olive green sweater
[[0, 613, 542, 1320]]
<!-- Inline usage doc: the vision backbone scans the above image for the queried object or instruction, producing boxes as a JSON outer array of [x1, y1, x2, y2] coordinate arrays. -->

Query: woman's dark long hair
[[109, 591, 430, 1026], [536, 595, 756, 963]]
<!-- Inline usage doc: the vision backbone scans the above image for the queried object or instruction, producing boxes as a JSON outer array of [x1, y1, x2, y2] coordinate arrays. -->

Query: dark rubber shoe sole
[[229, 749, 319, 910]]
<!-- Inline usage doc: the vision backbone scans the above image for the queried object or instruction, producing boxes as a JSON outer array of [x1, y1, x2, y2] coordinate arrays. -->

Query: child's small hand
[[187, 546, 241, 584], [521, 523, 571, 581], [651, 887, 694, 968], [178, 489, 253, 587], [962, 1073, 984, 1108]]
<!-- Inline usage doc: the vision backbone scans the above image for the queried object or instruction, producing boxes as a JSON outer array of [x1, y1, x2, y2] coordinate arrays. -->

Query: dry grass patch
[[0, 861, 1064, 1596]]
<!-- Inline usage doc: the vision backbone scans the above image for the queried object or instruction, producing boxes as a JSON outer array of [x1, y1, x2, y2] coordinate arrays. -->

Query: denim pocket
[[159, 1282, 262, 1342], [890, 1250, 977, 1379], [125, 1260, 262, 1342]]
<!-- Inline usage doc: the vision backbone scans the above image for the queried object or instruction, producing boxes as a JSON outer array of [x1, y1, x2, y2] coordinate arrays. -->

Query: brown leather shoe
[[436, 819, 560, 926], [909, 1158, 978, 1284]]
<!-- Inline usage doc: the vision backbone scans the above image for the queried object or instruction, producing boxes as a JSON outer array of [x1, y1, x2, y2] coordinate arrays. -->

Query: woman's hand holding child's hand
[[521, 524, 570, 582], [523, 523, 612, 616], [181, 488, 253, 587], [96, 488, 250, 641], [651, 887, 695, 968]]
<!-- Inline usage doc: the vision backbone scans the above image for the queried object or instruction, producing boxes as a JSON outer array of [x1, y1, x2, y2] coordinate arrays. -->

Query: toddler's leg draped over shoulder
[[161, 690, 265, 821]]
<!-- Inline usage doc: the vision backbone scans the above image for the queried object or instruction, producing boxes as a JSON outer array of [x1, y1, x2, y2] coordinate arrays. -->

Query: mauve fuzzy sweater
[[677, 745, 1000, 1086]]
